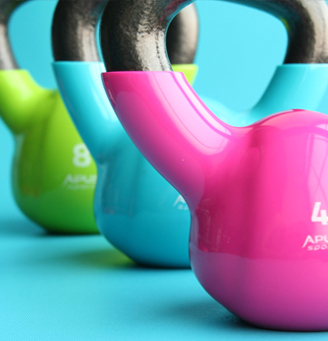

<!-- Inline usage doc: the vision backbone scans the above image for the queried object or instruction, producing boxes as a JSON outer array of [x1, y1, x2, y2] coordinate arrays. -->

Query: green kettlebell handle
[[0, 0, 99, 234], [0, 0, 53, 134], [0, 70, 52, 134]]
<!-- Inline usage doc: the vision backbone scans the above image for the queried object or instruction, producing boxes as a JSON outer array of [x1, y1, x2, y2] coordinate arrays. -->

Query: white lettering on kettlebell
[[311, 202, 328, 225], [62, 174, 97, 190], [301, 203, 328, 251], [302, 235, 328, 251], [173, 195, 188, 210], [73, 143, 92, 168]]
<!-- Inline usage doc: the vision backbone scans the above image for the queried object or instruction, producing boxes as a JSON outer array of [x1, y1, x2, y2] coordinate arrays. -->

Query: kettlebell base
[[191, 248, 328, 331], [97, 212, 191, 268], [16, 204, 99, 235], [13, 184, 99, 235]]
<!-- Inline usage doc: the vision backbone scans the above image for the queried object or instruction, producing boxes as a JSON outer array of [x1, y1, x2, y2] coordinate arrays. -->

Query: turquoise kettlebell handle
[[53, 62, 119, 160], [52, 0, 199, 159], [220, 64, 328, 127], [245, 64, 328, 125]]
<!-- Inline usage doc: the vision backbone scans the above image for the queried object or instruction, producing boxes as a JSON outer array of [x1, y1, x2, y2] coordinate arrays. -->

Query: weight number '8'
[[73, 144, 91, 168]]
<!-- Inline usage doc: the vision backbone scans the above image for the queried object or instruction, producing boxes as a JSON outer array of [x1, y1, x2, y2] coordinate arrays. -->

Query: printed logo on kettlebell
[[61, 144, 96, 190], [173, 195, 188, 210], [72, 143, 92, 168], [302, 235, 328, 251], [302, 202, 328, 251], [62, 174, 97, 191]]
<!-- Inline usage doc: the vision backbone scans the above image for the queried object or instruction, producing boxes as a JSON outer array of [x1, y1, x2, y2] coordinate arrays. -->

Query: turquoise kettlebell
[[52, 0, 200, 267]]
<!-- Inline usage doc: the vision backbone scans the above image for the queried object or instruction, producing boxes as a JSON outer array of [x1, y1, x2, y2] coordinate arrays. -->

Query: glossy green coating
[[0, 69, 98, 233], [172, 64, 198, 84], [0, 65, 196, 234]]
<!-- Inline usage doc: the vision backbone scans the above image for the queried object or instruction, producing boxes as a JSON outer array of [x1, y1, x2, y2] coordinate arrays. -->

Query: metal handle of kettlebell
[[52, 0, 106, 62], [100, 0, 328, 72], [237, 0, 328, 63], [0, 0, 26, 69], [52, 0, 199, 65]]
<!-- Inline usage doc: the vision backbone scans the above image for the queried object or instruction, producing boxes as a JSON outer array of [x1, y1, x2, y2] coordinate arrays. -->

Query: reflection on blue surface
[[2, 210, 328, 339]]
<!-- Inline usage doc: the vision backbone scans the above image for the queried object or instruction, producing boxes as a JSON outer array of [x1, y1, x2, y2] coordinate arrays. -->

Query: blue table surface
[[1, 121, 328, 341]]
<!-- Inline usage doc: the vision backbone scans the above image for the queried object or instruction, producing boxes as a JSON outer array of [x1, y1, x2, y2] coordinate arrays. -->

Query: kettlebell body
[[53, 62, 197, 266], [52, 1, 201, 266], [101, 0, 328, 330], [0, 1, 98, 233], [102, 63, 328, 332]]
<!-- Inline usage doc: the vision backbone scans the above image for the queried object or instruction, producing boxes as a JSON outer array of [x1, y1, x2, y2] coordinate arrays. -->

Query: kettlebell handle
[[0, 0, 54, 134], [0, 0, 107, 67], [100, 0, 328, 72], [52, 0, 199, 65], [0, 0, 25, 69], [52, 0, 106, 62]]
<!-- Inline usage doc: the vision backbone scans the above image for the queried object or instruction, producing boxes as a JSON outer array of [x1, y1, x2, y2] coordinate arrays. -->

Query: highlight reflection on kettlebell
[[52, 0, 200, 267], [0, 0, 98, 234], [101, 0, 328, 331]]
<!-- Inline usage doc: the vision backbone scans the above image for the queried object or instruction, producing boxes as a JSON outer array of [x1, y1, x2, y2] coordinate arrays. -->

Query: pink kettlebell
[[101, 0, 328, 331]]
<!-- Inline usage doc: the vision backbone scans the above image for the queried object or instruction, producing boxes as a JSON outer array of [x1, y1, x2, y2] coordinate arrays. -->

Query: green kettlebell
[[0, 0, 98, 233]]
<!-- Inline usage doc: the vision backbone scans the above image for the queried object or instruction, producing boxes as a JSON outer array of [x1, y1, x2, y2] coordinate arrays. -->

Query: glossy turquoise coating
[[53, 61, 192, 267], [217, 64, 328, 126]]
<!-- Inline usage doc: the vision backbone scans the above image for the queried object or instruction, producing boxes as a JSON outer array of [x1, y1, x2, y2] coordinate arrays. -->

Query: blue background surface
[[2, 1, 328, 339]]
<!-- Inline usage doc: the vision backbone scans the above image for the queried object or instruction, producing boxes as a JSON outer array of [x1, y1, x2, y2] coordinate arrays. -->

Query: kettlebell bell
[[0, 0, 98, 234], [101, 0, 328, 331], [52, 0, 200, 267]]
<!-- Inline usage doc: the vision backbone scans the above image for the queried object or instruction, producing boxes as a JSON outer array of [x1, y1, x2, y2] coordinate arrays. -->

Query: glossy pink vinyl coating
[[103, 71, 328, 331]]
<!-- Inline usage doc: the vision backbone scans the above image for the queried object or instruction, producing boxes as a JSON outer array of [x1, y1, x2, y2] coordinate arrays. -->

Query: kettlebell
[[52, 0, 200, 267], [0, 0, 98, 234], [101, 0, 328, 331]]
